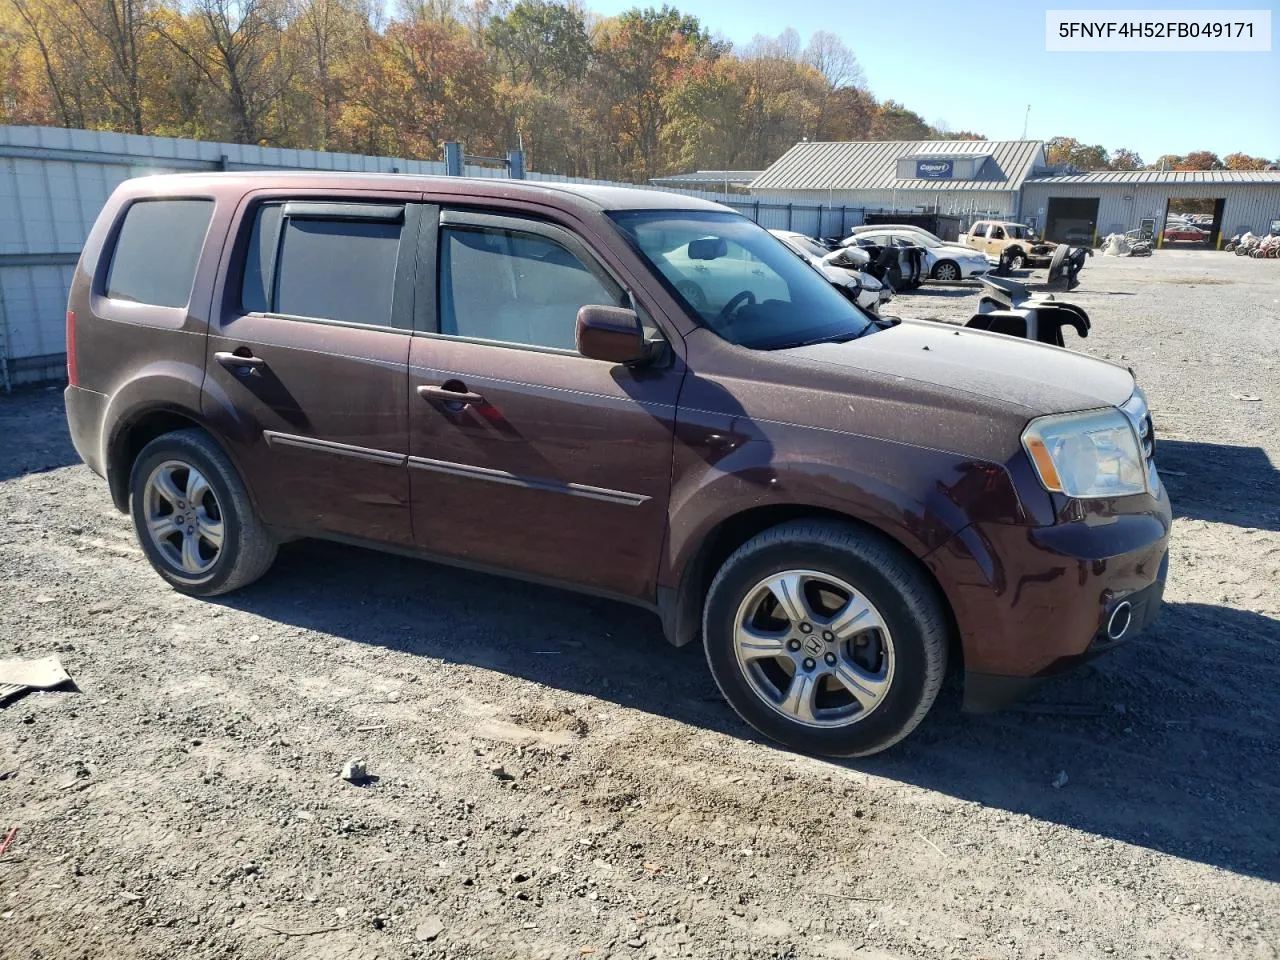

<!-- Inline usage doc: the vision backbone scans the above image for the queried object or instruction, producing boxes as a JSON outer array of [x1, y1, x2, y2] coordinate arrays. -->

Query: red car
[[1164, 224, 1209, 242]]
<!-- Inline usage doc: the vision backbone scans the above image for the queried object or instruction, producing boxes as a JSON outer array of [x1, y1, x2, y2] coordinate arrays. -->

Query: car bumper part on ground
[[927, 485, 1173, 711]]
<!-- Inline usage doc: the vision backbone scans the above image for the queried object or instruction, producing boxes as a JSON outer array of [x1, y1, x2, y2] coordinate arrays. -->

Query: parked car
[[65, 174, 1170, 757], [1164, 224, 1210, 242], [845, 229, 990, 282], [960, 220, 1059, 268], [768, 229, 892, 313]]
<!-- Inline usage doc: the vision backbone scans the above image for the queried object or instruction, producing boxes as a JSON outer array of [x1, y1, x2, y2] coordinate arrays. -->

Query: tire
[[129, 428, 277, 596], [1006, 249, 1026, 270], [931, 260, 961, 283], [702, 520, 948, 757]]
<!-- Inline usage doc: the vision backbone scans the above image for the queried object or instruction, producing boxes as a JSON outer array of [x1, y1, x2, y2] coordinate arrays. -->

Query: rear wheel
[[702, 521, 948, 757], [130, 429, 276, 596]]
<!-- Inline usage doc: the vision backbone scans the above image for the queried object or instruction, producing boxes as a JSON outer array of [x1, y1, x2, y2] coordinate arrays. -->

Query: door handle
[[214, 351, 266, 374], [417, 384, 486, 407]]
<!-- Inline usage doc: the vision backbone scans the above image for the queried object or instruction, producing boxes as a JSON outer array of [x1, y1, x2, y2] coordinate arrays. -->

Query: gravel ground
[[1, 250, 1278, 960]]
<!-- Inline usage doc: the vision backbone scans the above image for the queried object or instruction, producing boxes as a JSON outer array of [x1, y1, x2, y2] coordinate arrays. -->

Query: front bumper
[[926, 485, 1172, 712], [960, 262, 989, 278]]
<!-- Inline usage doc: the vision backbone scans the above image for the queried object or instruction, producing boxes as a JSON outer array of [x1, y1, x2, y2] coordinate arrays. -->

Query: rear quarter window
[[106, 199, 214, 308]]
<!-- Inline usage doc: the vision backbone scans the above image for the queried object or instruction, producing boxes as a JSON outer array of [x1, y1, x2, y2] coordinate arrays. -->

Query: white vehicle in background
[[843, 226, 991, 282], [768, 229, 892, 314]]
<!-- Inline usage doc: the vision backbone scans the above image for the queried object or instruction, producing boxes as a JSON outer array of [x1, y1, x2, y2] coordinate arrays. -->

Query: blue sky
[[586, 0, 1280, 162]]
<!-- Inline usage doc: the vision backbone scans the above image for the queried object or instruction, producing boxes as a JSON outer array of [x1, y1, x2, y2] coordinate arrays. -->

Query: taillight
[[66, 310, 78, 386]]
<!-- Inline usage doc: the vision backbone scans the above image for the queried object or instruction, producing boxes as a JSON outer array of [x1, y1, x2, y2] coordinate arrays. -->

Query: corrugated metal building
[[749, 140, 1047, 220], [749, 139, 1280, 247], [1020, 169, 1280, 241]]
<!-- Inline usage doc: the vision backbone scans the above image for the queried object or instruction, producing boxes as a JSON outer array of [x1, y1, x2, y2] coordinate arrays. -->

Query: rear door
[[202, 191, 422, 544], [405, 206, 683, 599]]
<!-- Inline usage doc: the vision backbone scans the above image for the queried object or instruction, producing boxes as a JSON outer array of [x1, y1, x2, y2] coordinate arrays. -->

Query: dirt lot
[[2, 250, 1278, 960]]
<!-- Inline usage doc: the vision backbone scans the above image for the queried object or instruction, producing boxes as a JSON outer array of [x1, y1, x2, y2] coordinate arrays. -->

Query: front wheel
[[931, 260, 961, 282], [129, 429, 277, 596], [702, 521, 948, 757], [1006, 250, 1026, 270]]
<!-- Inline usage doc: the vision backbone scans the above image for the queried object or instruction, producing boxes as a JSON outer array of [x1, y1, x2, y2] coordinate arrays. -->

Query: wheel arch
[[106, 405, 242, 513], [657, 503, 962, 672]]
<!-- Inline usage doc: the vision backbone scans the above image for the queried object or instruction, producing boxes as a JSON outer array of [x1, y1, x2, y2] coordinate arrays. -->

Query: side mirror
[[576, 305, 648, 365]]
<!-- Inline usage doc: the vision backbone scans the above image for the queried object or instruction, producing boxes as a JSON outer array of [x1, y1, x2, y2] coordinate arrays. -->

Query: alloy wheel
[[732, 569, 894, 728], [143, 459, 224, 577], [935, 263, 959, 282]]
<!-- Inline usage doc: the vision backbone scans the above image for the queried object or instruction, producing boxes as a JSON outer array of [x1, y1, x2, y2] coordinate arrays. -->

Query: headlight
[[1022, 408, 1147, 498]]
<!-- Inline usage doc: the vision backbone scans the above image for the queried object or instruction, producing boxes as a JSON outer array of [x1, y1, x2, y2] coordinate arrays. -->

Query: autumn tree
[[337, 16, 498, 158], [153, 0, 288, 144], [1045, 135, 1109, 170], [1178, 150, 1223, 170], [1109, 147, 1142, 170], [1224, 152, 1269, 170]]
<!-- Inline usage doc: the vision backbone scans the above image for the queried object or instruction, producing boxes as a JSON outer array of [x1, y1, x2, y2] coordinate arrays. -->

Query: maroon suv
[[64, 173, 1171, 756]]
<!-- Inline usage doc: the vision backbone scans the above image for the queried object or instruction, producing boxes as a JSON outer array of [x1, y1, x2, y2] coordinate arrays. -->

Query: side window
[[440, 224, 623, 351], [969, 223, 987, 238], [989, 225, 1006, 240], [106, 199, 214, 308], [240, 202, 405, 327]]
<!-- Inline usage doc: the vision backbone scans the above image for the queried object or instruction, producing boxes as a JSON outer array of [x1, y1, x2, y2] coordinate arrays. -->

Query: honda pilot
[[64, 173, 1171, 756]]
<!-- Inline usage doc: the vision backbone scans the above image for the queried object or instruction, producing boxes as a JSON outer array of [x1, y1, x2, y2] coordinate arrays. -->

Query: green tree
[[486, 0, 588, 89], [869, 100, 930, 140]]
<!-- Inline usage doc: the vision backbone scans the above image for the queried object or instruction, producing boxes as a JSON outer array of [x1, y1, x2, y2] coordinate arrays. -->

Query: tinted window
[[440, 226, 621, 351], [989, 226, 1005, 239], [106, 199, 213, 308], [241, 204, 283, 314], [274, 217, 401, 325]]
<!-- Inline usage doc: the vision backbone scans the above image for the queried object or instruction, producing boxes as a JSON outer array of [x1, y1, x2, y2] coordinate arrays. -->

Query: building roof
[[750, 140, 1044, 192], [650, 170, 764, 187], [1025, 169, 1280, 185]]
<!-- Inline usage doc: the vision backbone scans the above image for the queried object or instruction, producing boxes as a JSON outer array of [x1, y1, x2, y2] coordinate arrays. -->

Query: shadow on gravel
[[0, 386, 79, 482], [217, 539, 1280, 885], [1157, 438, 1280, 532]]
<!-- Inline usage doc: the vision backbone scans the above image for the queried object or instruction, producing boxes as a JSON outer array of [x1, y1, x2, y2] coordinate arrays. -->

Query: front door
[[407, 208, 683, 600], [203, 192, 422, 544]]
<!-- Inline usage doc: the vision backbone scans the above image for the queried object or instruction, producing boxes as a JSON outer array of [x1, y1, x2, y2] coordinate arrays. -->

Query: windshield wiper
[[774, 324, 876, 350]]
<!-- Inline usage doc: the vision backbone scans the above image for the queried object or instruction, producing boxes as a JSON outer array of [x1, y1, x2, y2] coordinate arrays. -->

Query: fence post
[[754, 201, 760, 223], [787, 203, 793, 230]]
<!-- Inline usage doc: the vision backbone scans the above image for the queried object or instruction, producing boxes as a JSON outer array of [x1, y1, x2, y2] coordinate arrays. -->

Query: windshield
[[610, 211, 874, 350], [787, 234, 831, 259]]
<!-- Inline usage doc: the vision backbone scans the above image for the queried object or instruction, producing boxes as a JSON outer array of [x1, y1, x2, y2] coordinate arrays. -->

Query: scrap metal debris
[[0, 655, 73, 705]]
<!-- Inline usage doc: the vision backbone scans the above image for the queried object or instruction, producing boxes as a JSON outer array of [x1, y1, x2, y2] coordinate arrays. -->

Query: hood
[[784, 319, 1135, 416], [937, 244, 986, 259]]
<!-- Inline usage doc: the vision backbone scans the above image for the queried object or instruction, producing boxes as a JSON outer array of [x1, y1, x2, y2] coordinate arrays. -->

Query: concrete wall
[[1020, 181, 1280, 241]]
